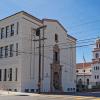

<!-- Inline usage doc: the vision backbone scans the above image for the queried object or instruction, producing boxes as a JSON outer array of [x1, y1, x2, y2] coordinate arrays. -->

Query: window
[[9, 68, 12, 81], [4, 69, 7, 81], [6, 26, 9, 38], [0, 47, 3, 58], [9, 89, 12, 91], [97, 75, 99, 79], [16, 43, 18, 56], [96, 66, 97, 70], [5, 46, 8, 58], [25, 89, 29, 92], [0, 69, 2, 81], [55, 52, 58, 62], [83, 70, 85, 72], [87, 79, 89, 85], [14, 89, 17, 92], [30, 89, 34, 93], [15, 68, 18, 81], [9, 44, 13, 57], [95, 53, 99, 58], [76, 70, 78, 73], [94, 67, 95, 70], [95, 75, 96, 79], [11, 24, 14, 36], [17, 22, 19, 34], [98, 66, 99, 70], [1, 28, 4, 39], [55, 34, 58, 42]]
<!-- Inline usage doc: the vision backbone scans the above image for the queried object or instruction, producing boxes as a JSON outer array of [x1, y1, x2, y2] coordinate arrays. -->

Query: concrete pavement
[[0, 90, 100, 100]]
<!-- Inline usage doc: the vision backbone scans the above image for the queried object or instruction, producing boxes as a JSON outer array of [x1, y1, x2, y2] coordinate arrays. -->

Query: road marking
[[92, 98, 100, 100], [74, 96, 96, 100]]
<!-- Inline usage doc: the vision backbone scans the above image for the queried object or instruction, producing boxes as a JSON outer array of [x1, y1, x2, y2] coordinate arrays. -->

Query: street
[[0, 92, 100, 100]]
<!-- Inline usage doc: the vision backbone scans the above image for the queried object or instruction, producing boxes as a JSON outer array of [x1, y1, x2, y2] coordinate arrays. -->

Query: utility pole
[[35, 25, 46, 94]]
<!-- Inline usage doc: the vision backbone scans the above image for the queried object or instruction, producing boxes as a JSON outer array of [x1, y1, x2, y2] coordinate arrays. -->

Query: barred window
[[9, 68, 12, 81], [9, 44, 13, 57], [1, 28, 4, 39], [11, 24, 14, 36], [5, 46, 8, 58], [4, 69, 7, 81], [0, 47, 3, 58], [6, 26, 9, 38]]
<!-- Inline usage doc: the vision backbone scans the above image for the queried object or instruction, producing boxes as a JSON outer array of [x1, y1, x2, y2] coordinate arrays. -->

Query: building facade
[[0, 11, 76, 92], [92, 39, 100, 87], [76, 62, 92, 90], [76, 39, 100, 91]]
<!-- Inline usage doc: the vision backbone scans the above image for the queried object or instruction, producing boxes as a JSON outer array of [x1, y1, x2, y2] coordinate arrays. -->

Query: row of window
[[95, 75, 99, 79], [76, 69, 91, 73], [0, 22, 19, 39], [0, 43, 18, 58], [94, 66, 100, 70], [0, 68, 18, 81], [67, 88, 75, 92]]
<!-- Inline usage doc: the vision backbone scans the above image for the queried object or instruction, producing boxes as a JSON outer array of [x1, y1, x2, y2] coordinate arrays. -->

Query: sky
[[0, 0, 100, 63]]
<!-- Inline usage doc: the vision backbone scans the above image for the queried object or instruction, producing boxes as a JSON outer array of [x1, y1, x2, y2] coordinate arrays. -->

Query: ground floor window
[[25, 89, 29, 92]]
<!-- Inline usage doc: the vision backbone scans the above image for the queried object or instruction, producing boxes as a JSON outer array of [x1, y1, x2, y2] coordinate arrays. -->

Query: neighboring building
[[92, 39, 100, 87], [0, 11, 76, 92], [76, 38, 100, 91], [76, 62, 92, 90]]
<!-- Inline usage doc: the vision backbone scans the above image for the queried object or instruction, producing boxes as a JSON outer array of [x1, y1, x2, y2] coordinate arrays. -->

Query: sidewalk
[[0, 90, 40, 96]]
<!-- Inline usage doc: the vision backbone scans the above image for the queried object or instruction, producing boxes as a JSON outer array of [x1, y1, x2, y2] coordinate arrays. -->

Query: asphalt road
[[0, 92, 100, 100]]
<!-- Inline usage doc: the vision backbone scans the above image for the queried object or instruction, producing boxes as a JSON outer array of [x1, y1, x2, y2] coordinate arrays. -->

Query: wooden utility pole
[[35, 25, 46, 93]]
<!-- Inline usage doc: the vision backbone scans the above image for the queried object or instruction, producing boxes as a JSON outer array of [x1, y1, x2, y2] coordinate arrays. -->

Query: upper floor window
[[0, 47, 3, 58], [0, 69, 2, 81], [9, 44, 14, 57], [76, 70, 78, 73], [6, 26, 9, 38], [1, 28, 4, 39], [11, 24, 14, 36], [97, 75, 99, 79], [55, 34, 58, 42], [5, 46, 8, 58], [95, 53, 99, 58], [83, 70, 85, 72], [16, 43, 18, 56]]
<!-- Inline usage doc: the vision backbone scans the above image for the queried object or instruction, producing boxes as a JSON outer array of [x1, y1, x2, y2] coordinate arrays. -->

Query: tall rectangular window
[[9, 68, 12, 81], [4, 69, 7, 81], [17, 22, 19, 34], [15, 68, 18, 81], [5, 46, 8, 58], [11, 24, 14, 36], [55, 52, 58, 62], [0, 69, 2, 81], [16, 43, 18, 56], [6, 26, 9, 38], [9, 44, 13, 57], [0, 47, 3, 58], [1, 28, 4, 39]]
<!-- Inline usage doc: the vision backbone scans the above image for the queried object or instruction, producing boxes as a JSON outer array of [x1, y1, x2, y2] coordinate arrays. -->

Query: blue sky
[[0, 0, 100, 63]]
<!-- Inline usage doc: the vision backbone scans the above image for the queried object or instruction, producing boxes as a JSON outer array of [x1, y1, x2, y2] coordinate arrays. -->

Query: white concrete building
[[92, 39, 100, 86], [76, 39, 100, 91], [76, 63, 92, 89], [0, 11, 76, 92]]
